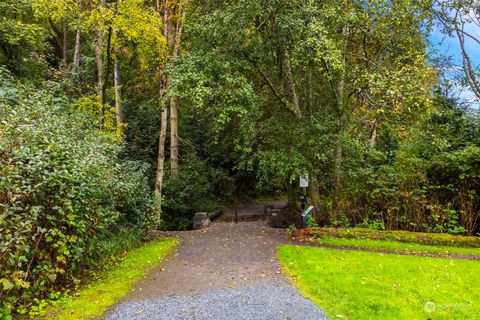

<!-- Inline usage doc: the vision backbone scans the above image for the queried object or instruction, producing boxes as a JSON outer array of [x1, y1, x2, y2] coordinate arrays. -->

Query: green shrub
[[286, 224, 297, 237], [0, 70, 154, 314], [161, 155, 231, 230], [306, 216, 318, 228], [330, 96, 479, 236], [357, 218, 385, 231], [309, 227, 480, 248], [331, 214, 351, 228]]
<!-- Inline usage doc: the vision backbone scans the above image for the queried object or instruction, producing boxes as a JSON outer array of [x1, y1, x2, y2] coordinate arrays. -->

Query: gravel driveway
[[105, 217, 327, 320], [107, 281, 326, 320]]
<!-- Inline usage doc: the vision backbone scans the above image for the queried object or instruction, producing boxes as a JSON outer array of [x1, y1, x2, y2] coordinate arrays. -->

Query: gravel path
[[107, 281, 327, 320], [105, 209, 327, 320]]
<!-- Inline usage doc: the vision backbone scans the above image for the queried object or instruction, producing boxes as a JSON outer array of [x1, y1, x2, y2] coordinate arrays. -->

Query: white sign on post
[[299, 174, 309, 188]]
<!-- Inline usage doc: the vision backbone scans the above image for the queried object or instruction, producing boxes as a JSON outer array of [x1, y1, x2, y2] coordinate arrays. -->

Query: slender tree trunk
[[154, 0, 171, 226], [155, 92, 168, 227], [334, 74, 345, 200], [62, 21, 68, 64], [281, 52, 301, 118], [154, 0, 187, 224], [170, 95, 179, 175], [114, 58, 123, 136], [334, 146, 342, 197], [281, 49, 302, 211], [103, 27, 113, 104], [369, 119, 377, 148], [72, 29, 81, 82], [307, 69, 313, 115], [95, 0, 106, 112], [308, 172, 320, 214], [455, 26, 480, 100], [168, 0, 186, 175], [95, 28, 105, 106], [333, 23, 349, 202]]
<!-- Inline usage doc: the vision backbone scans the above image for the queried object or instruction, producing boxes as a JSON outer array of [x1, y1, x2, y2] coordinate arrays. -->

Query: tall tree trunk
[[62, 21, 68, 64], [168, 0, 186, 175], [334, 73, 345, 200], [170, 95, 179, 175], [103, 27, 113, 104], [153, 0, 187, 224], [333, 23, 349, 203], [307, 69, 313, 115], [369, 119, 377, 148], [155, 92, 168, 227], [334, 145, 342, 198], [72, 29, 81, 82], [154, 0, 172, 226], [95, 1, 106, 114], [281, 50, 302, 211], [281, 52, 301, 118], [114, 58, 123, 136], [308, 172, 320, 216], [95, 29, 105, 105]]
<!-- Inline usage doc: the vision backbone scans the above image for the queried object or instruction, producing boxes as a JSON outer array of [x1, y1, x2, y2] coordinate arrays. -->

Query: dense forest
[[1, 0, 479, 316]]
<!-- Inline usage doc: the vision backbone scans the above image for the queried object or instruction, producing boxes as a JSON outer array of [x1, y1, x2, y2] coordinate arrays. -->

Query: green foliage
[[331, 215, 351, 228], [350, 96, 480, 235], [177, 0, 442, 218], [161, 155, 233, 230], [357, 218, 385, 231], [0, 0, 47, 76], [286, 224, 297, 237], [75, 95, 125, 142], [1, 0, 479, 316], [0, 70, 154, 314], [41, 238, 178, 320], [121, 99, 236, 231], [306, 215, 318, 228]]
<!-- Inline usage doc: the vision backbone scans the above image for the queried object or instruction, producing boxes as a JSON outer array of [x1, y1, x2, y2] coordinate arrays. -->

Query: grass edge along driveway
[[315, 236, 480, 258], [41, 237, 179, 320], [277, 244, 480, 320]]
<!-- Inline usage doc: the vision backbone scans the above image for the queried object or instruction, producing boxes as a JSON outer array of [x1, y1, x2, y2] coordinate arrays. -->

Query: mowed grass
[[316, 236, 480, 257], [41, 238, 179, 320], [278, 245, 480, 320]]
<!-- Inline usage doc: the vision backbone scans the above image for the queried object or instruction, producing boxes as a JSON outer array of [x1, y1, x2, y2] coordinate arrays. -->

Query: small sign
[[299, 175, 308, 188]]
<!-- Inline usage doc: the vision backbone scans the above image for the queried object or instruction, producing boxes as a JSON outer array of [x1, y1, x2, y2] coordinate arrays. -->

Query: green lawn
[[316, 236, 480, 257], [278, 245, 480, 320], [40, 238, 178, 320]]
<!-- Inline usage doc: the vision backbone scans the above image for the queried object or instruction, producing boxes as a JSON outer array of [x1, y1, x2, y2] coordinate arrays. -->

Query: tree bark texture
[[62, 21, 68, 64], [114, 58, 123, 136], [72, 29, 81, 82]]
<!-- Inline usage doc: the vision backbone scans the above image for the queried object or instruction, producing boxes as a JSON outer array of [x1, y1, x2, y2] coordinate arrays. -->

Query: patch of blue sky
[[428, 21, 480, 110]]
